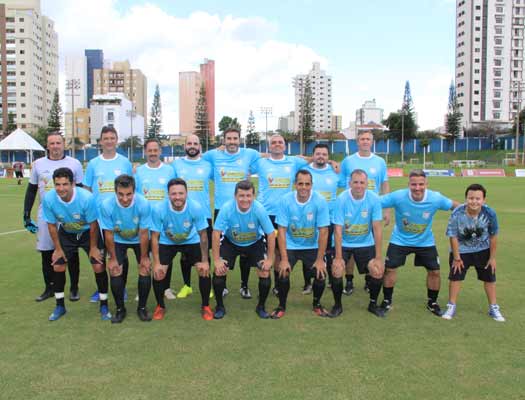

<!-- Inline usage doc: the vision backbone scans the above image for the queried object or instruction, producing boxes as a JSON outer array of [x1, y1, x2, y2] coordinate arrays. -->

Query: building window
[[495, 49, 503, 56], [494, 91, 501, 98], [493, 112, 501, 119], [474, 80, 480, 84], [474, 112, 479, 116], [474, 90, 480, 95], [474, 101, 479, 105], [493, 101, 501, 109], [19, 28, 24, 33], [19, 50, 25, 54], [494, 80, 502, 87]]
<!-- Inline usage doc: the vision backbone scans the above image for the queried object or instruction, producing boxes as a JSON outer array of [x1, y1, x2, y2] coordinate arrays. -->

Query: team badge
[[183, 221, 191, 228], [237, 159, 243, 165], [248, 222, 255, 229], [73, 213, 81, 220], [159, 178, 166, 184], [361, 210, 368, 218], [422, 212, 430, 220], [114, 169, 121, 176], [306, 212, 313, 221], [370, 167, 376, 174], [403, 212, 410, 217], [284, 166, 291, 173], [326, 178, 332, 184], [197, 168, 204, 175], [133, 217, 139, 224]]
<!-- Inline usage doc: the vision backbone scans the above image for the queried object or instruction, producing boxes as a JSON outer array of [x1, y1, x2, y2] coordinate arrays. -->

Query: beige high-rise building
[[179, 71, 201, 136], [93, 60, 147, 131], [64, 108, 90, 146], [0, 0, 58, 136]]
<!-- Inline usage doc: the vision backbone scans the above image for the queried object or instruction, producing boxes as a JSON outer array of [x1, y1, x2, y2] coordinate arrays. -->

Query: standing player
[[338, 130, 390, 295], [212, 180, 275, 319], [171, 134, 213, 299], [99, 175, 152, 323], [203, 128, 260, 299], [83, 126, 132, 302], [135, 138, 176, 300], [273, 170, 330, 319], [150, 178, 212, 320], [331, 169, 385, 318], [42, 168, 110, 321], [380, 169, 459, 316], [442, 184, 504, 322], [13, 160, 24, 184], [23, 132, 83, 302]]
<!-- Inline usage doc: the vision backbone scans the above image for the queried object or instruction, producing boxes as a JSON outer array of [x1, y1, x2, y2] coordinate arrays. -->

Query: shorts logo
[[422, 212, 430, 220], [306, 212, 314, 221], [114, 169, 122, 176], [361, 211, 368, 218]]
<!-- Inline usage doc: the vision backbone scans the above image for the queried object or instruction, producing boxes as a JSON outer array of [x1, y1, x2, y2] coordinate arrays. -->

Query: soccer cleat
[[36, 289, 53, 302], [48, 305, 66, 321], [111, 308, 127, 324], [380, 300, 392, 313], [201, 306, 214, 321], [214, 305, 226, 319], [442, 303, 456, 320], [123, 288, 128, 302], [343, 281, 354, 296], [488, 304, 505, 322], [255, 305, 270, 319], [302, 284, 313, 295], [177, 285, 193, 299], [328, 305, 343, 318], [164, 288, 176, 300], [137, 307, 152, 322], [270, 307, 286, 319], [69, 289, 80, 302], [240, 286, 252, 299], [313, 304, 329, 317], [272, 287, 279, 296], [152, 305, 166, 320], [368, 302, 386, 318], [89, 291, 100, 303], [100, 304, 112, 321], [427, 302, 443, 317], [222, 287, 229, 297]]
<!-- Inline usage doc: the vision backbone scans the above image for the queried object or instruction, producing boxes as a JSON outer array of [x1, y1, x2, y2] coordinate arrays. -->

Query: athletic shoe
[[48, 305, 66, 321], [153, 305, 165, 320], [368, 302, 386, 318], [36, 289, 53, 302], [240, 286, 252, 299], [177, 285, 193, 299], [328, 305, 343, 318], [137, 307, 152, 322], [380, 300, 392, 313], [201, 306, 214, 321], [270, 307, 286, 319], [69, 289, 80, 302], [123, 288, 128, 302], [272, 287, 279, 296], [111, 308, 127, 324], [222, 288, 229, 297], [100, 304, 112, 321], [164, 288, 176, 300], [427, 302, 443, 317], [313, 304, 329, 317], [442, 303, 456, 320], [89, 291, 99, 303], [343, 281, 354, 296], [214, 305, 226, 319], [302, 284, 312, 295], [363, 281, 370, 293], [488, 304, 505, 322], [255, 305, 270, 319]]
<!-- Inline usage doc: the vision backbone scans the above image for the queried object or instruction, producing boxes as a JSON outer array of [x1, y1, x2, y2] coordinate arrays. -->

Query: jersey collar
[[408, 189, 428, 203], [295, 190, 313, 205], [57, 187, 76, 205], [100, 153, 119, 161], [348, 189, 366, 202], [169, 200, 187, 213]]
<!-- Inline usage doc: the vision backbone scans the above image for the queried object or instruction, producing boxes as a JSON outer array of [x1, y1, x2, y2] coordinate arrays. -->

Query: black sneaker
[[328, 305, 343, 318], [69, 288, 80, 302], [137, 307, 152, 322], [111, 308, 127, 324], [214, 305, 226, 319], [343, 281, 354, 296], [255, 305, 270, 319], [427, 302, 443, 317], [35, 289, 53, 302], [368, 302, 386, 318], [380, 300, 392, 313], [272, 287, 279, 296]]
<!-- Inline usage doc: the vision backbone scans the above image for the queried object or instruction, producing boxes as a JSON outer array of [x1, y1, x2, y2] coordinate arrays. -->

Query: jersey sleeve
[[316, 198, 331, 228], [337, 159, 349, 188], [332, 195, 345, 226], [248, 148, 261, 170], [73, 160, 84, 184], [380, 192, 395, 208], [256, 203, 275, 235], [202, 150, 214, 164], [29, 162, 38, 185], [139, 198, 152, 230], [85, 193, 98, 224], [371, 195, 383, 222], [487, 207, 499, 236], [98, 200, 112, 231], [437, 192, 454, 211], [150, 204, 163, 233], [124, 159, 133, 175], [275, 199, 289, 227], [379, 158, 388, 182], [83, 161, 94, 188], [42, 193, 56, 224], [213, 206, 229, 232], [192, 203, 209, 232], [293, 156, 309, 171]]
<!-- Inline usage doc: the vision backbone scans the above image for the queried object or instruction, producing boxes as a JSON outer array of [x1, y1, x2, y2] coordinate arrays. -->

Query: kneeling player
[[273, 170, 330, 318], [331, 169, 385, 317], [442, 184, 504, 322], [150, 178, 211, 320], [100, 175, 152, 323], [42, 167, 110, 321], [212, 180, 275, 319]]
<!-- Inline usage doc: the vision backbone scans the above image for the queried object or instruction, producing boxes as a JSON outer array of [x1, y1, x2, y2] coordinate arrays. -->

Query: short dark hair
[[100, 126, 118, 139], [409, 169, 426, 179], [351, 169, 368, 179], [223, 128, 241, 139], [235, 179, 255, 195], [114, 174, 135, 191], [167, 178, 187, 192], [144, 138, 161, 149], [312, 143, 329, 154], [47, 131, 64, 142], [53, 167, 74, 183], [465, 183, 486, 198], [295, 169, 312, 183]]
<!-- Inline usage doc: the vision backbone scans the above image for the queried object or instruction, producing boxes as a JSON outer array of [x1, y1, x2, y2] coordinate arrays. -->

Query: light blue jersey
[[446, 204, 498, 254], [83, 154, 133, 203], [252, 156, 308, 216], [332, 190, 382, 248], [339, 153, 388, 193], [151, 199, 208, 245], [202, 148, 260, 210], [214, 199, 274, 247], [276, 191, 330, 250], [381, 189, 453, 247], [172, 157, 213, 218], [135, 163, 175, 203], [99, 194, 151, 244], [303, 163, 339, 218], [42, 188, 97, 234]]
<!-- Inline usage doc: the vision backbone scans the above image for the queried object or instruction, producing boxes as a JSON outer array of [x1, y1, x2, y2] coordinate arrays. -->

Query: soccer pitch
[[1, 177, 524, 400]]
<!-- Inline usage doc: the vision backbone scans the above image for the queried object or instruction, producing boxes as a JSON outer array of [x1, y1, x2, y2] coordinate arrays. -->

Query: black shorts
[[448, 249, 495, 283], [58, 227, 103, 263], [15, 170, 23, 178], [385, 243, 440, 270], [114, 242, 141, 266], [220, 236, 267, 270], [285, 249, 318, 271], [159, 243, 202, 267], [267, 215, 279, 250], [206, 218, 213, 251], [342, 246, 375, 274], [327, 224, 334, 252]]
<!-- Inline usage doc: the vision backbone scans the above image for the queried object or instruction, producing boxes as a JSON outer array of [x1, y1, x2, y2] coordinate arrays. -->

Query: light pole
[[513, 81, 522, 165], [260, 106, 272, 148], [126, 104, 137, 162], [400, 109, 407, 163], [66, 79, 80, 159]]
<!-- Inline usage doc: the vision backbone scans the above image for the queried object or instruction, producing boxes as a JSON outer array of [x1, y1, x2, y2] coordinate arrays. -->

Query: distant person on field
[[13, 160, 24, 184]]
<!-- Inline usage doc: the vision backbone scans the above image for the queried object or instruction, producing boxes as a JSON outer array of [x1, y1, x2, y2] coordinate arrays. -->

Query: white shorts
[[36, 207, 54, 251]]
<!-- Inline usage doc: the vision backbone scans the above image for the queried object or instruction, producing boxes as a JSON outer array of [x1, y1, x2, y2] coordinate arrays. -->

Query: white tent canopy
[[0, 128, 45, 164]]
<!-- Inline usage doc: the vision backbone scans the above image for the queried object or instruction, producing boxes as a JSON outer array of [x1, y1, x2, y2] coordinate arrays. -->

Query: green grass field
[[1, 177, 524, 400]]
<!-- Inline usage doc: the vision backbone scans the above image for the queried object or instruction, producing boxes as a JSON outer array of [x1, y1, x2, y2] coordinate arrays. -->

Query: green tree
[[245, 110, 259, 145], [47, 89, 62, 132], [218, 116, 233, 133], [6, 111, 17, 135], [147, 84, 162, 138], [445, 80, 462, 141], [299, 77, 315, 154], [383, 82, 418, 142], [34, 126, 49, 147], [194, 83, 210, 150], [120, 136, 142, 150]]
